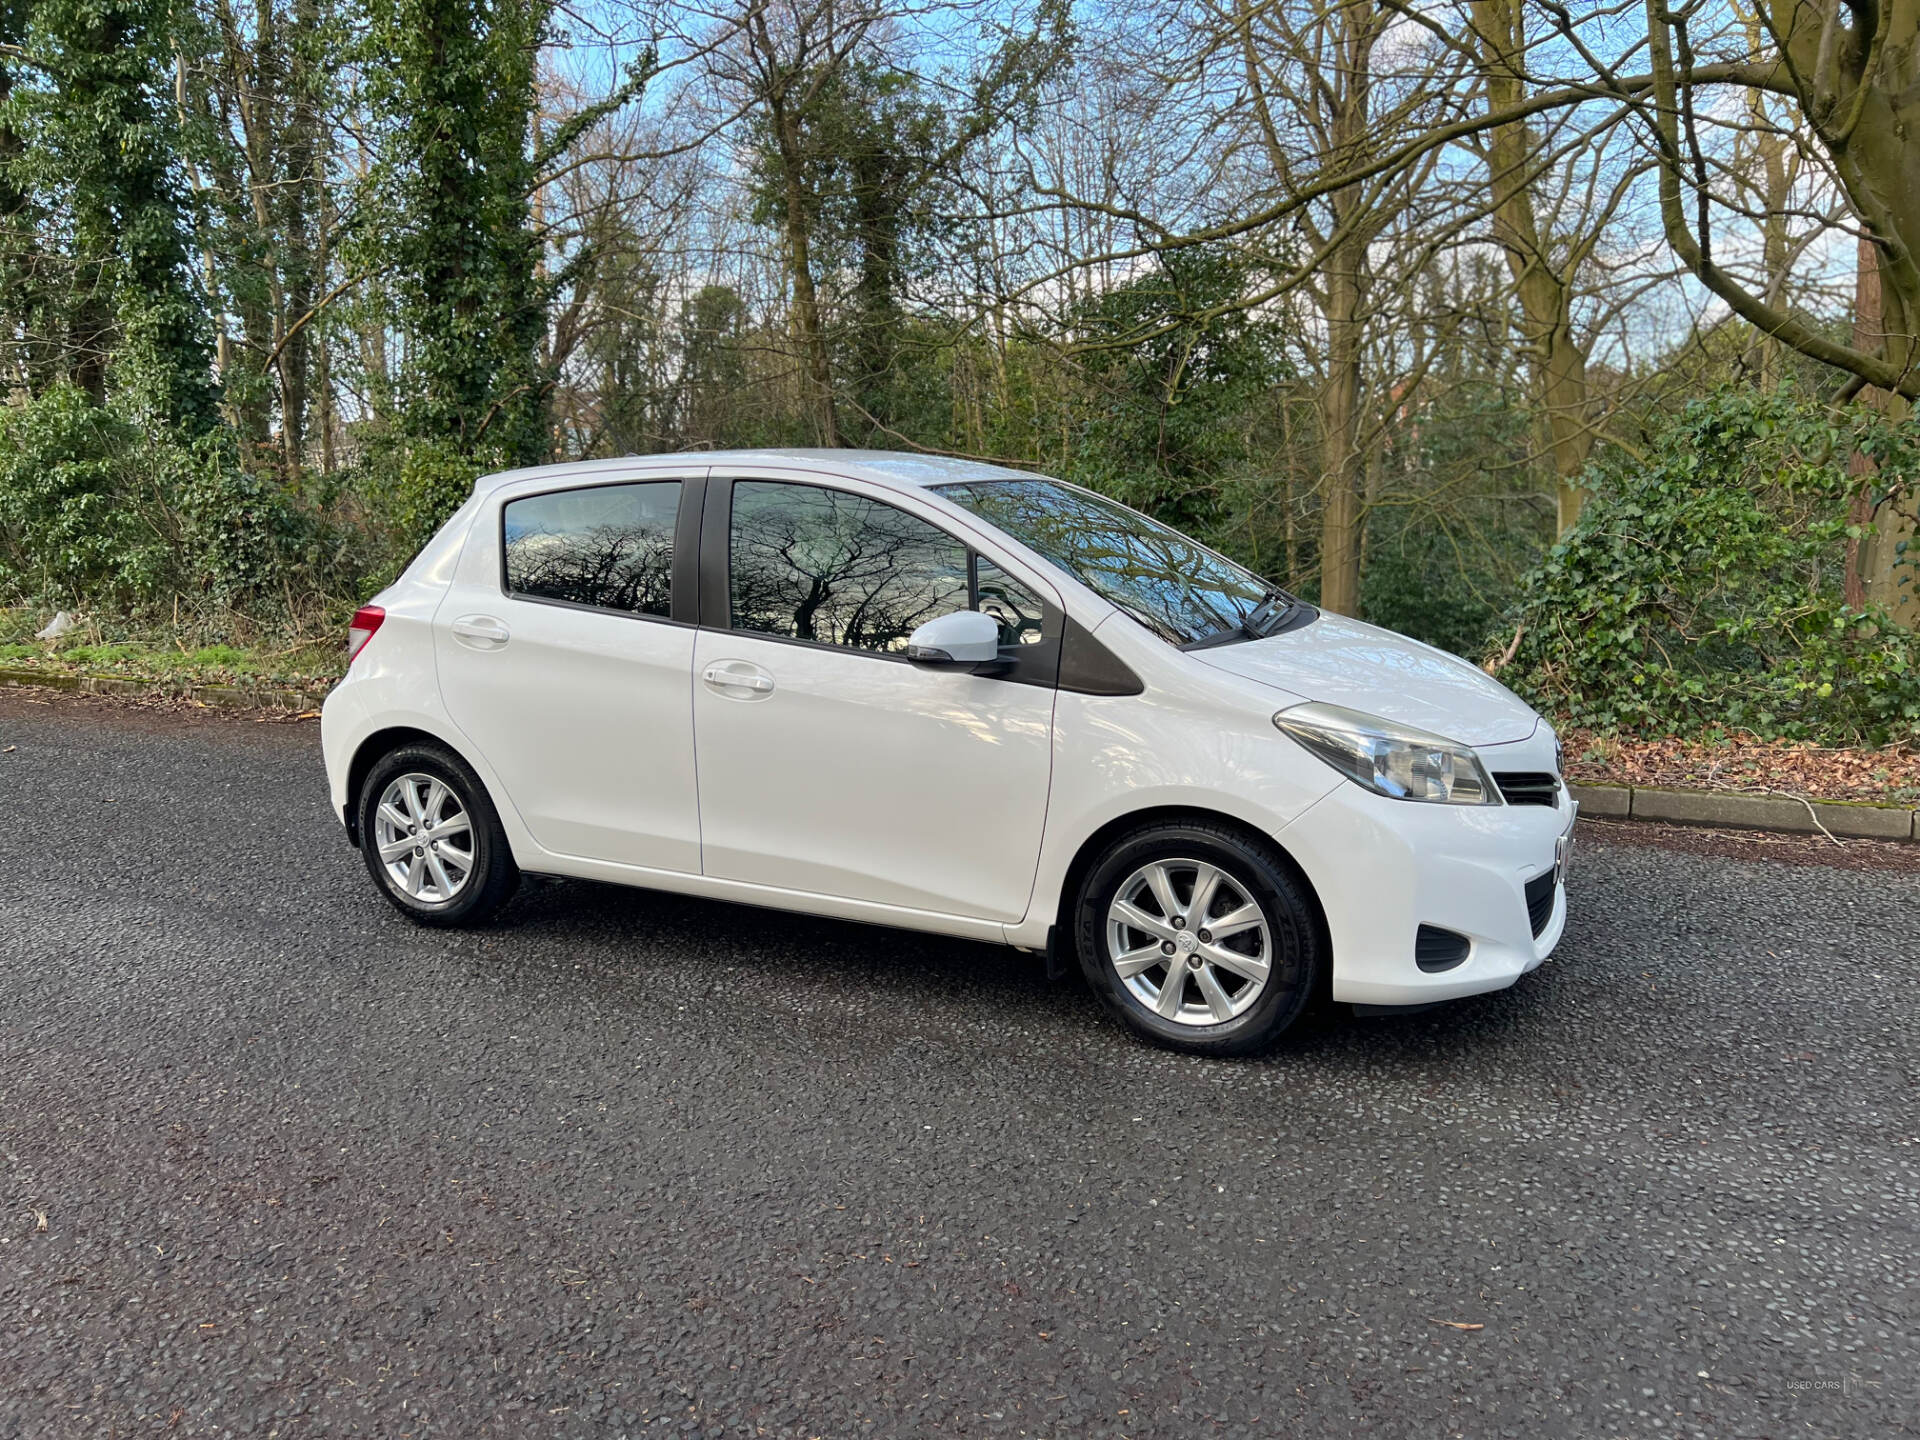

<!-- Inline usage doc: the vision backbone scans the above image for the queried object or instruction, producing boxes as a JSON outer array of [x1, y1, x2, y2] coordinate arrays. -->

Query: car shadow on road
[[441, 872, 1567, 1074]]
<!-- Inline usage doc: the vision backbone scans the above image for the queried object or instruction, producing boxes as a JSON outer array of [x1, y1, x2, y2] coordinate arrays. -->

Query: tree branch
[[1642, 1, 1919, 397]]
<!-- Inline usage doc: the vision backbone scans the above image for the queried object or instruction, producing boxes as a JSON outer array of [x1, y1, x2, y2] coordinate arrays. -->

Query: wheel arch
[[1050, 805, 1332, 979], [343, 725, 484, 847]]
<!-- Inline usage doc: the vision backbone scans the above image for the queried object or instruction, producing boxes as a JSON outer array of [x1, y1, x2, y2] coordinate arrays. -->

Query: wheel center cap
[[1175, 930, 1199, 955]]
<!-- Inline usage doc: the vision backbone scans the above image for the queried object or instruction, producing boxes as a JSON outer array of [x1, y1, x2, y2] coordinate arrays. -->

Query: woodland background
[[3, 0, 1920, 746]]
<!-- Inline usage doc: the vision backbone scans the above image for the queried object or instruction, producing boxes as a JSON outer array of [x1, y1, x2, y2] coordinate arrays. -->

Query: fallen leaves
[[1564, 728, 1920, 805]]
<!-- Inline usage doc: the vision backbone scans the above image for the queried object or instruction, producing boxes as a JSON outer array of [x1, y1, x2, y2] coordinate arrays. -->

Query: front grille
[[1525, 868, 1558, 937], [1496, 771, 1560, 807], [1414, 925, 1471, 972]]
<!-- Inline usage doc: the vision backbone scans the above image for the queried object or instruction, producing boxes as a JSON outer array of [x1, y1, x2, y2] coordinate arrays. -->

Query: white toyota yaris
[[322, 450, 1574, 1055]]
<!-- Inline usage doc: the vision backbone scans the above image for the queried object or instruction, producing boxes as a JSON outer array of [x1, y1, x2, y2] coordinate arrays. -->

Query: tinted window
[[977, 557, 1046, 646], [730, 482, 968, 654], [937, 478, 1276, 646], [504, 481, 680, 617]]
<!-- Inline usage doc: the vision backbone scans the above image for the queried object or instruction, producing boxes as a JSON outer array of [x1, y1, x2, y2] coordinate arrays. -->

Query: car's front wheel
[[1073, 820, 1320, 1056], [357, 742, 518, 926]]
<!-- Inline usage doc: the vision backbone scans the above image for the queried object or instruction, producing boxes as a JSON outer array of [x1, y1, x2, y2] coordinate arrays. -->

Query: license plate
[[1554, 802, 1579, 872]]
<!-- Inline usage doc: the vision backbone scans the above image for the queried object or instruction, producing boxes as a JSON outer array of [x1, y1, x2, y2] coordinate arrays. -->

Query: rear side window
[[503, 481, 680, 618], [730, 481, 968, 654]]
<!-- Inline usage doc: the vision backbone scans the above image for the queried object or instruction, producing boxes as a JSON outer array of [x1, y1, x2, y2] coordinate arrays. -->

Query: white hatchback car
[[322, 450, 1574, 1055]]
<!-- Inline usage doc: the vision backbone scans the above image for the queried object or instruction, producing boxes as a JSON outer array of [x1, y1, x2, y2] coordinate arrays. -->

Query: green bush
[[389, 437, 488, 557], [0, 385, 163, 603], [1493, 390, 1920, 743], [0, 384, 361, 620]]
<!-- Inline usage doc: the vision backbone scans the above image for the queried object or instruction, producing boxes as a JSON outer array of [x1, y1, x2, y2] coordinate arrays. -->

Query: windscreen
[[936, 478, 1279, 646]]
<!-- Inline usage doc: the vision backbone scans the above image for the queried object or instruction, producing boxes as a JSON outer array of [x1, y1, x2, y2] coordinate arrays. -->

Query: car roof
[[473, 449, 1040, 496]]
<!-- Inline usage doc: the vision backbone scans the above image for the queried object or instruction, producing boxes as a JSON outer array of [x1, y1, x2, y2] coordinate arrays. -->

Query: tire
[[1073, 819, 1321, 1057], [356, 741, 518, 927]]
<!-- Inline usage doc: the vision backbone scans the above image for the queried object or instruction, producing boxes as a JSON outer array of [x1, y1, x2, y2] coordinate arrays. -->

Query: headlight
[[1272, 702, 1499, 805]]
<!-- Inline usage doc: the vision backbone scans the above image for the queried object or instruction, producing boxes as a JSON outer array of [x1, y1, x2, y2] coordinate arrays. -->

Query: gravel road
[[2, 690, 1913, 1438]]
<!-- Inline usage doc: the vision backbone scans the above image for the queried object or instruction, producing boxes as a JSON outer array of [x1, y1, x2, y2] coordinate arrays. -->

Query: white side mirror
[[905, 609, 1002, 666]]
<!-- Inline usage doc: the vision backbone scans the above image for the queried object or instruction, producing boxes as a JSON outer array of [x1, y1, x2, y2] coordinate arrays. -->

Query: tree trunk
[[71, 294, 111, 406], [1472, 0, 1591, 535], [848, 146, 903, 436], [769, 102, 838, 448], [1847, 235, 1919, 621], [782, 191, 838, 447], [1319, 247, 1365, 616], [314, 158, 336, 475], [1313, 6, 1378, 619], [275, 0, 327, 481], [1280, 391, 1298, 588]]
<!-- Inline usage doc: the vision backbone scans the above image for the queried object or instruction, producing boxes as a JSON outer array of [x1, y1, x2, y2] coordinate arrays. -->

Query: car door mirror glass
[[906, 609, 1002, 666]]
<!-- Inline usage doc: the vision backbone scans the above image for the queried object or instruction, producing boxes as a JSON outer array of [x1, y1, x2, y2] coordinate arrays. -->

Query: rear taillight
[[347, 604, 385, 662]]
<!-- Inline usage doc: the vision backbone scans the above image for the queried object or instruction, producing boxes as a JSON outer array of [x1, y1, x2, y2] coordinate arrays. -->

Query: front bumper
[[1279, 738, 1576, 1008]]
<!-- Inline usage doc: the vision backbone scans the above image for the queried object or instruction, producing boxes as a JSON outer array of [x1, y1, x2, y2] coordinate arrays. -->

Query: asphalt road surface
[[2, 691, 1914, 1439]]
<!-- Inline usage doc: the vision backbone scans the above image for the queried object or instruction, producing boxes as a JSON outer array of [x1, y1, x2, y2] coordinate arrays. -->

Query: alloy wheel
[[372, 772, 474, 904], [1105, 858, 1273, 1026]]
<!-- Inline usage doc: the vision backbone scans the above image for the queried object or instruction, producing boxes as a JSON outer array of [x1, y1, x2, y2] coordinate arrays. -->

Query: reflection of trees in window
[[504, 483, 678, 617], [731, 482, 968, 653], [939, 480, 1267, 646]]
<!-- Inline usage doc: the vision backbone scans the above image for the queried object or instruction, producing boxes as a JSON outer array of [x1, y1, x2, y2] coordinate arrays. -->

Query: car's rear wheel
[[357, 742, 517, 926], [1074, 820, 1320, 1056]]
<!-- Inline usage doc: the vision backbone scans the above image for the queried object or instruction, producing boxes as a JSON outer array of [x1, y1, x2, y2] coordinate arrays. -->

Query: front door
[[691, 478, 1056, 922], [434, 474, 701, 873]]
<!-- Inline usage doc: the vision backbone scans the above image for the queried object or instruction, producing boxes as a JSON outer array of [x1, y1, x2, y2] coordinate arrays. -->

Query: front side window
[[503, 481, 680, 617], [730, 481, 969, 654], [936, 478, 1283, 646], [977, 556, 1046, 646]]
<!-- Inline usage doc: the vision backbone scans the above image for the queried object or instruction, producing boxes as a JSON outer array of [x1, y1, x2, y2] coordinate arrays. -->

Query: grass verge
[[0, 608, 345, 693]]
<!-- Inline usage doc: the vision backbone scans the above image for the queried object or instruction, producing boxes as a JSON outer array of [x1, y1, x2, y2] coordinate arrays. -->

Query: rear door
[[434, 472, 704, 873], [689, 475, 1059, 922]]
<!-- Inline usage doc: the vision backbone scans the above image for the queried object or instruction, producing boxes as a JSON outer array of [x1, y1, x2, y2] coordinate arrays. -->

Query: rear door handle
[[703, 661, 775, 697], [451, 615, 511, 649]]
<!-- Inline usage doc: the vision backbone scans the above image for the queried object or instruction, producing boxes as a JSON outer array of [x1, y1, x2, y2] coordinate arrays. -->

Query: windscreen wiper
[[1239, 588, 1294, 638]]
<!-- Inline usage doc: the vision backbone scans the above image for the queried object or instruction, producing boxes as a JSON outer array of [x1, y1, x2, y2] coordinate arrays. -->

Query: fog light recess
[[1414, 925, 1471, 973]]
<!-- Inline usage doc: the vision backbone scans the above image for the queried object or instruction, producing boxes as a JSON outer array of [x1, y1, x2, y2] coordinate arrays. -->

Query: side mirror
[[906, 609, 1002, 667]]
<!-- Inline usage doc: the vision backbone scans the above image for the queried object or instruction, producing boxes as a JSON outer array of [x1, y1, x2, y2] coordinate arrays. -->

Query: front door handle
[[703, 661, 775, 698], [451, 615, 511, 649]]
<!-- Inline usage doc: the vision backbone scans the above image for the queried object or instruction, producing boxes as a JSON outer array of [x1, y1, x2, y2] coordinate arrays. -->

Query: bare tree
[[1220, 1, 1466, 613], [1468, 0, 1608, 534]]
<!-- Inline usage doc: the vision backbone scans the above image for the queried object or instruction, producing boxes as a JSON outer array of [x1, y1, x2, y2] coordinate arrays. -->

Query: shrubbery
[[0, 384, 369, 626], [1494, 391, 1920, 744]]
